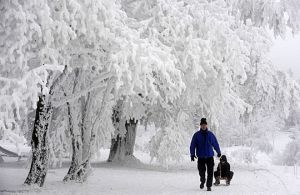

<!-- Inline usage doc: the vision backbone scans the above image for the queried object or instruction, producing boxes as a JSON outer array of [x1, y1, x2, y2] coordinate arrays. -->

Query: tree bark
[[63, 101, 83, 182], [108, 100, 138, 162], [63, 93, 92, 182], [24, 66, 68, 187], [24, 95, 52, 187], [63, 70, 114, 182], [108, 119, 138, 162]]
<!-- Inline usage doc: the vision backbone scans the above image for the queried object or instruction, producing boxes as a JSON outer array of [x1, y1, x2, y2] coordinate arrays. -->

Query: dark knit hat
[[220, 155, 227, 162], [200, 118, 207, 125]]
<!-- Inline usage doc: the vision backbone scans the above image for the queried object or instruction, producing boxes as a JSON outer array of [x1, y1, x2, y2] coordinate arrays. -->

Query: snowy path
[[1, 163, 299, 195]]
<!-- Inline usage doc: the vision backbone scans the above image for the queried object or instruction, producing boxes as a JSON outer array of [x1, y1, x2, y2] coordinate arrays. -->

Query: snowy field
[[1, 131, 300, 195], [1, 147, 299, 195]]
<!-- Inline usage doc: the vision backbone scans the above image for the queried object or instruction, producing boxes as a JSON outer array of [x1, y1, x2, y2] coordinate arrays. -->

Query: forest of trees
[[1, 0, 300, 186]]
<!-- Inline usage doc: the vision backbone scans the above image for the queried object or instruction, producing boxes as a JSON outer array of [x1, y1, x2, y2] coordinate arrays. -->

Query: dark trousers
[[197, 157, 214, 188], [214, 171, 234, 181]]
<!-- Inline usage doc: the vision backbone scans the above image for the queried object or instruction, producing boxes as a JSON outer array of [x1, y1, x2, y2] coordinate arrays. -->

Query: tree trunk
[[63, 69, 113, 182], [108, 119, 138, 162], [63, 93, 92, 182], [24, 95, 52, 187], [108, 100, 138, 162], [63, 101, 84, 182], [124, 119, 138, 156], [24, 66, 68, 186], [81, 94, 92, 167]]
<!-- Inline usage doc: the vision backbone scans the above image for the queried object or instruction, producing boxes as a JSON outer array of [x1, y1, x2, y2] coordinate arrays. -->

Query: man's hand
[[217, 153, 222, 158], [191, 156, 195, 161]]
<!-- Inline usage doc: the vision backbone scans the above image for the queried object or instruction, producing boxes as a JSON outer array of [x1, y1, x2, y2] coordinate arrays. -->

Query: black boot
[[226, 179, 230, 186], [200, 182, 204, 189], [207, 187, 211, 191], [214, 177, 220, 186], [200, 178, 205, 189]]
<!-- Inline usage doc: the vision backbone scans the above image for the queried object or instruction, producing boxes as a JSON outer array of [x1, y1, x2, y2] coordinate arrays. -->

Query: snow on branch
[[52, 71, 115, 107]]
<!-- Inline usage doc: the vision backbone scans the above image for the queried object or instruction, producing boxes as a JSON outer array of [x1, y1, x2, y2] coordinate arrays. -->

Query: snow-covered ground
[[0, 158, 299, 195], [1, 130, 299, 195], [1, 148, 300, 195]]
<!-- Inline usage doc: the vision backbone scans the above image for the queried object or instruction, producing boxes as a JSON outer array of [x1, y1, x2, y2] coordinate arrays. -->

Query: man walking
[[190, 118, 221, 191]]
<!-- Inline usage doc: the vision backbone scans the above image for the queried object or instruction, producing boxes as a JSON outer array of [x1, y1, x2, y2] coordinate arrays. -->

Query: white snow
[[1, 127, 299, 194], [0, 140, 31, 157], [1, 148, 300, 195]]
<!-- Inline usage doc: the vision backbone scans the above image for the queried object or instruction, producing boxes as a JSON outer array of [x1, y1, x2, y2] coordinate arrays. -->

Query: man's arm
[[190, 133, 197, 158], [211, 132, 221, 155]]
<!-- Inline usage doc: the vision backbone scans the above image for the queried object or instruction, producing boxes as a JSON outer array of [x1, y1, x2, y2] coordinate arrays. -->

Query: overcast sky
[[269, 32, 300, 80]]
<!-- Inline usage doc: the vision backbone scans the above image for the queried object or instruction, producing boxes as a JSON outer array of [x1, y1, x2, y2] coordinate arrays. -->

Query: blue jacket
[[190, 129, 221, 158]]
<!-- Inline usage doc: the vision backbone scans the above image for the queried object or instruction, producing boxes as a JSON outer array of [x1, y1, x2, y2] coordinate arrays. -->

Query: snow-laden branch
[[49, 65, 69, 95], [52, 71, 115, 107], [91, 77, 116, 132]]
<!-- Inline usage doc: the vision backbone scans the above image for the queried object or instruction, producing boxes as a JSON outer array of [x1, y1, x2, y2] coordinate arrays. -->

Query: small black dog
[[214, 155, 234, 185]]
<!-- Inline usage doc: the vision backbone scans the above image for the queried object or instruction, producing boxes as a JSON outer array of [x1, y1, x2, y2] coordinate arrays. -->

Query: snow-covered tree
[[1, 0, 114, 185], [225, 0, 300, 36], [118, 0, 300, 165], [1, 0, 72, 186], [2, 0, 186, 183], [119, 0, 255, 164]]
